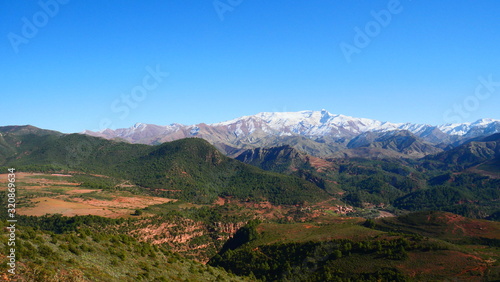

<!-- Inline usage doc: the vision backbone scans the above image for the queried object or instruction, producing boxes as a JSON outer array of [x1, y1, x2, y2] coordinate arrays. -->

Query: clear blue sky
[[1, 0, 499, 133]]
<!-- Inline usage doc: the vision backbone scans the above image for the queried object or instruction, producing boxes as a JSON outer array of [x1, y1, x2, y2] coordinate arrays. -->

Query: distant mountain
[[346, 130, 443, 158], [83, 110, 500, 158], [423, 133, 500, 170], [439, 118, 500, 137], [235, 145, 308, 173], [481, 133, 500, 142]]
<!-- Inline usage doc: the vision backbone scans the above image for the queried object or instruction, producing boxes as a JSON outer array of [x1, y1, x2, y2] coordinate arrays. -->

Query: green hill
[[0, 126, 329, 205]]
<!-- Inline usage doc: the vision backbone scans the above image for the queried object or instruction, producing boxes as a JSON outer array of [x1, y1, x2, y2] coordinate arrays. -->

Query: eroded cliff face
[[127, 218, 246, 263], [213, 222, 246, 237]]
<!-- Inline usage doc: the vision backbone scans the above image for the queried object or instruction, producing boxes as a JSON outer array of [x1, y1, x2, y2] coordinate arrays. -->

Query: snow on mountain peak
[[471, 118, 498, 126], [212, 110, 496, 138], [211, 110, 404, 137], [437, 118, 500, 136], [100, 110, 498, 143]]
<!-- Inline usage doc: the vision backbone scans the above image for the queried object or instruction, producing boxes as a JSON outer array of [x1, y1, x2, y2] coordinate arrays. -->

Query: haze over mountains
[[84, 110, 500, 158]]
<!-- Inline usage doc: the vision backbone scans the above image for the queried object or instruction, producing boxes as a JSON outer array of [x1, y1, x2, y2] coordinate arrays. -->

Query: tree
[[363, 219, 376, 229], [333, 250, 342, 259]]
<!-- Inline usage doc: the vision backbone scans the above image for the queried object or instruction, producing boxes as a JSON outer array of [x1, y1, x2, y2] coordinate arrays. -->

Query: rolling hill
[[0, 126, 330, 206]]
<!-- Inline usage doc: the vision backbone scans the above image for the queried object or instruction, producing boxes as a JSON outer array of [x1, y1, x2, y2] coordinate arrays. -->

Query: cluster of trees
[[395, 173, 500, 218], [210, 234, 444, 281], [0, 164, 66, 173], [121, 145, 329, 205], [69, 174, 122, 190], [303, 157, 499, 220], [16, 214, 124, 233]]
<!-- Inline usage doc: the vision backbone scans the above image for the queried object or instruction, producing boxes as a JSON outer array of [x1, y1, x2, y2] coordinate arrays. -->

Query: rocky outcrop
[[128, 217, 247, 263]]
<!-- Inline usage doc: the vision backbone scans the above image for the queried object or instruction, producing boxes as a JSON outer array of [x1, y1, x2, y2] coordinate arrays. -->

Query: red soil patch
[[71, 196, 175, 209], [66, 189, 100, 195], [20, 195, 176, 218], [18, 197, 123, 217], [399, 250, 486, 280], [307, 156, 334, 172], [377, 211, 396, 218], [3, 172, 177, 218], [429, 212, 500, 239], [214, 197, 227, 205], [0, 172, 80, 190]]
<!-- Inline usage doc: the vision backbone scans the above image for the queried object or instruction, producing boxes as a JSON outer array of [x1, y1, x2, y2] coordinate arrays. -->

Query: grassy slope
[[0, 220, 251, 282], [210, 212, 500, 281], [376, 211, 500, 243]]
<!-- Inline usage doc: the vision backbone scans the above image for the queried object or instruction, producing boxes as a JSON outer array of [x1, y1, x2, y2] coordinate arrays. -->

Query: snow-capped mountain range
[[83, 110, 500, 158]]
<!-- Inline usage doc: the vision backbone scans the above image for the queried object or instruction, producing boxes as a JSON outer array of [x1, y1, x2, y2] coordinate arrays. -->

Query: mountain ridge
[[85, 110, 500, 138], [83, 110, 500, 158]]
